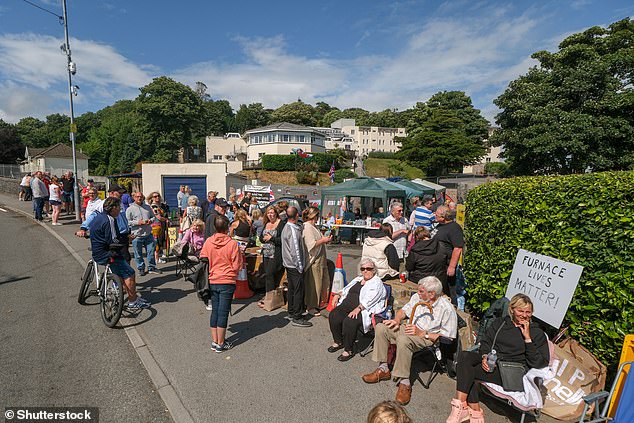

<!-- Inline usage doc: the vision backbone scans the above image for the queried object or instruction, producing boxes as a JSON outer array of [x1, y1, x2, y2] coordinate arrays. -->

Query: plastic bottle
[[486, 349, 498, 372], [386, 306, 393, 320], [332, 269, 345, 294], [457, 296, 465, 311]]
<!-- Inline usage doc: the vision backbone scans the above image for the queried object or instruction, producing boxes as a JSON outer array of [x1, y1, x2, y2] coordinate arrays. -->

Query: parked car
[[265, 197, 310, 214]]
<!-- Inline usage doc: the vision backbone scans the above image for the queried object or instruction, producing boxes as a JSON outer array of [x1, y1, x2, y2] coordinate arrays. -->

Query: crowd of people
[[20, 171, 79, 225]]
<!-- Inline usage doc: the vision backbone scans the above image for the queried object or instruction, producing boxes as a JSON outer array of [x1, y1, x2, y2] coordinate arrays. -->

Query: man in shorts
[[88, 197, 149, 310]]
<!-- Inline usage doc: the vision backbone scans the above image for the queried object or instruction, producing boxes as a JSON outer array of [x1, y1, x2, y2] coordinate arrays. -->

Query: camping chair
[[480, 337, 556, 423], [412, 335, 458, 389], [175, 243, 199, 279], [358, 283, 393, 357], [578, 361, 633, 423]]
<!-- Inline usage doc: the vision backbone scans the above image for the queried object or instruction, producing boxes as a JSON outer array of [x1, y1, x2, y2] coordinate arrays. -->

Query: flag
[[328, 161, 336, 183]]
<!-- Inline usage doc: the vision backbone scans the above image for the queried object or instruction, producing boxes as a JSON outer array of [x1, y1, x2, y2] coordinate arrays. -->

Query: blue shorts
[[50, 200, 61, 206], [109, 257, 135, 279], [62, 191, 73, 202]]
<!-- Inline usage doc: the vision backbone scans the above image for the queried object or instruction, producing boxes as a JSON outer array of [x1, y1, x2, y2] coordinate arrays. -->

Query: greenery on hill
[[364, 158, 424, 179]]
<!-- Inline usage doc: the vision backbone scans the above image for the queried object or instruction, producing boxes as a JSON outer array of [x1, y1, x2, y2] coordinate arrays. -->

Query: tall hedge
[[464, 171, 634, 364], [261, 153, 338, 172]]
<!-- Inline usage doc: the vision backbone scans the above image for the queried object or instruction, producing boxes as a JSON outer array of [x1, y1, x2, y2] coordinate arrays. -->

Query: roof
[[411, 178, 445, 191], [245, 122, 326, 136], [26, 143, 89, 160], [321, 177, 406, 199]]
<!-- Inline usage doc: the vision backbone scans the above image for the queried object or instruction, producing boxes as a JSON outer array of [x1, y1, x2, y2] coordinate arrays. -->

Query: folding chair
[[358, 283, 393, 357], [413, 335, 457, 389], [579, 361, 633, 423], [175, 243, 199, 279]]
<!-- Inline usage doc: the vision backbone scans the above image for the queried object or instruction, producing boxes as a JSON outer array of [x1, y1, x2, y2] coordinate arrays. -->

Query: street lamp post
[[61, 0, 81, 222]]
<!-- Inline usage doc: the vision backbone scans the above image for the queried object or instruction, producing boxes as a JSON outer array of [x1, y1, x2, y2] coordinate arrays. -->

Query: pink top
[[182, 229, 205, 255]]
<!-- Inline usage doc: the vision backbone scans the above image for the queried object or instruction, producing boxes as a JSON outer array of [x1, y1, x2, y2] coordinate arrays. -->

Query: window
[[298, 135, 305, 143], [213, 155, 222, 160], [345, 145, 350, 150], [282, 134, 290, 142], [351, 129, 355, 135]]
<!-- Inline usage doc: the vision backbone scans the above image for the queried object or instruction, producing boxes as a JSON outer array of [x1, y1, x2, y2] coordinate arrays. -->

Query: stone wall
[[0, 177, 20, 196]]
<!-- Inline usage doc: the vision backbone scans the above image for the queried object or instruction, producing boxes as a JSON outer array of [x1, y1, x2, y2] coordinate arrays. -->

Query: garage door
[[163, 176, 207, 210]]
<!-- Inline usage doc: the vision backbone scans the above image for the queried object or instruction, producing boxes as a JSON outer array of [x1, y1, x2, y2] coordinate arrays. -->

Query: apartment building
[[243, 122, 326, 161], [462, 127, 504, 174], [329, 118, 406, 156]]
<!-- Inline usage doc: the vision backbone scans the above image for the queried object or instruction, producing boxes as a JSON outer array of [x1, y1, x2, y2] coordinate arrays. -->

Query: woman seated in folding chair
[[181, 219, 205, 258], [327, 258, 387, 362], [445, 294, 549, 423]]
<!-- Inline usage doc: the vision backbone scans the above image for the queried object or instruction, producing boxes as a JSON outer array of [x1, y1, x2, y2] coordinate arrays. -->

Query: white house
[[206, 133, 248, 163], [330, 118, 406, 156], [243, 122, 326, 161], [20, 143, 90, 180]]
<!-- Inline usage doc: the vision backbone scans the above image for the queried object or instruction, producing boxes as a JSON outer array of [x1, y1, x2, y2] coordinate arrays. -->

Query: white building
[[20, 143, 90, 181], [330, 118, 406, 156], [243, 122, 326, 161], [314, 126, 355, 151], [206, 132, 247, 163], [462, 127, 504, 174]]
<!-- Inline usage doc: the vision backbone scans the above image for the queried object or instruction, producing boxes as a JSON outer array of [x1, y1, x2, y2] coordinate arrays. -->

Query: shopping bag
[[262, 287, 285, 312], [542, 337, 607, 420]]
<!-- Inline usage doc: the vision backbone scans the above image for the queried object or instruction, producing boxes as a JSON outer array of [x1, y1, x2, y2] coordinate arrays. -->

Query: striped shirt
[[413, 206, 435, 229]]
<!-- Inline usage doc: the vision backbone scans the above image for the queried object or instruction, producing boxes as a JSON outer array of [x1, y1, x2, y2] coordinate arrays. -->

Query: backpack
[[475, 296, 510, 345]]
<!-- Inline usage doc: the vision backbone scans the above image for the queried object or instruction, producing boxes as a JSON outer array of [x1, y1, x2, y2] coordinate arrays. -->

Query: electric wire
[[20, 0, 63, 21]]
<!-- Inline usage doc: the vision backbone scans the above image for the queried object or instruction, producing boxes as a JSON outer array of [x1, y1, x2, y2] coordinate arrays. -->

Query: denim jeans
[[131, 233, 157, 271], [33, 197, 44, 220], [209, 284, 236, 328]]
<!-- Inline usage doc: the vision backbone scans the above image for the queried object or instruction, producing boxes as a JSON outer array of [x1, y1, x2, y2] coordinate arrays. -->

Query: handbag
[[171, 241, 187, 257], [489, 320, 527, 392], [262, 287, 285, 311], [498, 360, 527, 392]]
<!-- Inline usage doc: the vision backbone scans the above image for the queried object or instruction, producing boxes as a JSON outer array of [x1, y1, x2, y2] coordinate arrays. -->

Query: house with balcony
[[243, 122, 326, 161]]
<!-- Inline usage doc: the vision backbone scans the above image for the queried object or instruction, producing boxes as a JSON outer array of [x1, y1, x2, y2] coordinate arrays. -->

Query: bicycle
[[78, 246, 126, 328]]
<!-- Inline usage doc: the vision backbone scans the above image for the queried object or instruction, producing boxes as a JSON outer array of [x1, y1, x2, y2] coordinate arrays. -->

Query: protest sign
[[243, 185, 272, 208], [506, 249, 583, 328]]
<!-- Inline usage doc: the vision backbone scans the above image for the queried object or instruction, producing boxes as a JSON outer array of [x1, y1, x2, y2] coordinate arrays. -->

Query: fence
[[0, 164, 21, 179]]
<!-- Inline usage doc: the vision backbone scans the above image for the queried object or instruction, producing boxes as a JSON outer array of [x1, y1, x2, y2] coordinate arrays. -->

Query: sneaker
[[126, 299, 151, 310], [136, 297, 151, 305], [148, 268, 163, 275], [205, 302, 213, 311], [291, 318, 313, 328], [138, 269, 147, 276], [157, 258, 167, 264], [445, 398, 470, 423], [160, 253, 168, 259], [211, 341, 233, 353]]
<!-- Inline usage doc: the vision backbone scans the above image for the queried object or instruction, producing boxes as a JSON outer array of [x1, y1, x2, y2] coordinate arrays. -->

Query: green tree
[[0, 119, 24, 162], [427, 91, 489, 144], [322, 109, 344, 126], [75, 112, 102, 145], [269, 101, 318, 126], [341, 107, 371, 126], [15, 117, 47, 148], [43, 113, 71, 145], [314, 101, 338, 126], [397, 108, 487, 175], [136, 76, 206, 162], [368, 109, 400, 127], [493, 18, 634, 175], [234, 103, 270, 133], [204, 99, 234, 136]]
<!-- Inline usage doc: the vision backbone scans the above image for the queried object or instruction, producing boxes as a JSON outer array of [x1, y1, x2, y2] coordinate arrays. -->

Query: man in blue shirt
[[89, 197, 149, 310]]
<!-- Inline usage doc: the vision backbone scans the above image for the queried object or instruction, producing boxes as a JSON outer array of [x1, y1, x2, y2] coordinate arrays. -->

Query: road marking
[[0, 207, 7, 212]]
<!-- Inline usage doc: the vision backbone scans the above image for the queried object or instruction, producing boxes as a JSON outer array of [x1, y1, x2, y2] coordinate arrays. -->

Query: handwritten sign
[[506, 249, 583, 328]]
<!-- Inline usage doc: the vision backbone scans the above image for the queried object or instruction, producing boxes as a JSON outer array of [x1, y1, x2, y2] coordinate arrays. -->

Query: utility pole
[[61, 0, 81, 222]]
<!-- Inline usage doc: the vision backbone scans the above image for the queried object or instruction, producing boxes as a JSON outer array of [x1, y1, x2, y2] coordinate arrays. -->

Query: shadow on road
[[226, 312, 290, 347]]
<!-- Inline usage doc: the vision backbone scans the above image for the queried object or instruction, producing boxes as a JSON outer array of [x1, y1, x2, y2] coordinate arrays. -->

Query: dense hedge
[[262, 155, 297, 171], [368, 151, 397, 159], [464, 171, 634, 364], [261, 153, 339, 172]]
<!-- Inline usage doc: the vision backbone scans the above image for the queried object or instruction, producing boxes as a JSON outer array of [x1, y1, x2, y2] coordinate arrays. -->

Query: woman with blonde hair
[[181, 219, 205, 257], [180, 194, 202, 235], [257, 206, 286, 308], [251, 208, 264, 242], [148, 191, 170, 263], [230, 208, 252, 241], [367, 400, 412, 423], [302, 206, 332, 314]]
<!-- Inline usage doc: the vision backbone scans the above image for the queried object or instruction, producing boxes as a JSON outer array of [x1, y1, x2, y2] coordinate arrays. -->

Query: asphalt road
[[0, 209, 172, 423]]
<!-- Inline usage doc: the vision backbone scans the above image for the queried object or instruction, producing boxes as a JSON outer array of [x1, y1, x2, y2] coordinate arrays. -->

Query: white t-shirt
[[49, 183, 61, 202], [383, 214, 409, 259]]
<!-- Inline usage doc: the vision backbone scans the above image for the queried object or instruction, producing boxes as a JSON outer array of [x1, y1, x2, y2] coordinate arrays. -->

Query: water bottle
[[457, 295, 465, 311], [386, 306, 393, 320], [486, 349, 498, 372]]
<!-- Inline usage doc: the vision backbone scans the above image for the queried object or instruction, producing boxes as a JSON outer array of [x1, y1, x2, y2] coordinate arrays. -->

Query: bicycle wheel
[[78, 260, 95, 304], [100, 274, 125, 328]]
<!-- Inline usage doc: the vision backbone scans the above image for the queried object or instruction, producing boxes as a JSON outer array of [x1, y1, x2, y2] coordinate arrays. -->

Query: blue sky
[[1, 0, 632, 124]]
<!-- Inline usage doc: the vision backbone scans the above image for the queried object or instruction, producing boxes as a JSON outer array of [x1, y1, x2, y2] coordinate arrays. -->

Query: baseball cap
[[215, 198, 228, 207], [87, 179, 94, 183], [108, 184, 125, 193]]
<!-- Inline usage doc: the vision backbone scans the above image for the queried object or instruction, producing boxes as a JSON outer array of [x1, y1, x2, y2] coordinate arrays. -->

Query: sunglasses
[[360, 267, 375, 271], [153, 195, 160, 198]]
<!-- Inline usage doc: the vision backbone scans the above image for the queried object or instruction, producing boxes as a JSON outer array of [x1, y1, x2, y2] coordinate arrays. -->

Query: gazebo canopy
[[411, 178, 446, 192], [391, 180, 435, 197], [320, 177, 406, 214]]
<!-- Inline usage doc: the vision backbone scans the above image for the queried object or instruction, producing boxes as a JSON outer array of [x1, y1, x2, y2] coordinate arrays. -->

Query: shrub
[[296, 161, 319, 184], [464, 171, 634, 364], [485, 161, 509, 176], [262, 154, 297, 171], [334, 169, 355, 183], [308, 153, 340, 172], [368, 151, 397, 159]]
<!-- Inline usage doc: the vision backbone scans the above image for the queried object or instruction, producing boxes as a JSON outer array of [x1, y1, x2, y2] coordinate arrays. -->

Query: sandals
[[328, 344, 344, 353], [257, 301, 265, 309]]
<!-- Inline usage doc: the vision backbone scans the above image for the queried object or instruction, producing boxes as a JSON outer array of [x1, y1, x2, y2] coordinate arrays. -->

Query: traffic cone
[[233, 262, 253, 299], [327, 252, 346, 312]]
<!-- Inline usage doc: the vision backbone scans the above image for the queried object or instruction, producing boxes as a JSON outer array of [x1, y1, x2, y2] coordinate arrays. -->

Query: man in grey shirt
[[281, 207, 311, 327], [126, 191, 161, 275], [30, 171, 47, 221]]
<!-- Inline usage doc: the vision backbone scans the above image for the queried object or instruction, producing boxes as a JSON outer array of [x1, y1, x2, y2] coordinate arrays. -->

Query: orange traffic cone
[[233, 262, 253, 299], [327, 252, 345, 312]]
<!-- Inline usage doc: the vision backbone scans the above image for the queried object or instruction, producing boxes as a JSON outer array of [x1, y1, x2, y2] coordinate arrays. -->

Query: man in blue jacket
[[89, 197, 150, 310]]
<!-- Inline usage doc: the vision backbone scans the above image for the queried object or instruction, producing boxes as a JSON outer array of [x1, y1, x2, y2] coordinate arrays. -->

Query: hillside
[[239, 170, 336, 186], [364, 158, 425, 179]]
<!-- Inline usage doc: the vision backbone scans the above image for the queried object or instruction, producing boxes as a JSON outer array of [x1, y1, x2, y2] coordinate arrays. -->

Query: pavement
[[0, 192, 552, 423]]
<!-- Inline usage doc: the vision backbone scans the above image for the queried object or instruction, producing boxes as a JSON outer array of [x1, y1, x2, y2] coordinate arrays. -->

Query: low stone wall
[[0, 177, 20, 196]]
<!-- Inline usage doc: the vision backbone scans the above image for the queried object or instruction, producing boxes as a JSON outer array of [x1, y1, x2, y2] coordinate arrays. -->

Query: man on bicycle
[[89, 197, 150, 310]]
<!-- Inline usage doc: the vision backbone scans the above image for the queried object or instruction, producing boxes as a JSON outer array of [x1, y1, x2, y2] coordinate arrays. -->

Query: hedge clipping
[[464, 171, 634, 364]]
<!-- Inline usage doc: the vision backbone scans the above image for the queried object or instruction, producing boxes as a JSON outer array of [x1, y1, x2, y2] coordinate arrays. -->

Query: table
[[383, 278, 418, 312], [327, 224, 377, 243]]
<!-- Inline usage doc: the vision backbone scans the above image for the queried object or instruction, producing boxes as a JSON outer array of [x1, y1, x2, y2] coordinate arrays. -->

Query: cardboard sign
[[506, 249, 583, 328]]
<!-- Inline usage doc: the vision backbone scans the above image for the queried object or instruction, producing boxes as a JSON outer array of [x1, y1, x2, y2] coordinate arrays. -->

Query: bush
[[295, 161, 319, 184], [485, 161, 509, 176], [308, 153, 340, 172], [368, 151, 397, 159], [334, 169, 355, 183], [464, 171, 634, 364], [262, 154, 297, 171]]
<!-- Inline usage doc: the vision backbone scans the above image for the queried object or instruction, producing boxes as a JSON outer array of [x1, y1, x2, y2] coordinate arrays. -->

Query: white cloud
[[0, 81, 57, 123]]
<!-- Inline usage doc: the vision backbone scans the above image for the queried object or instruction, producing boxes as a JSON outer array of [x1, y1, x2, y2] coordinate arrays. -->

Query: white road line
[[0, 207, 7, 212]]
